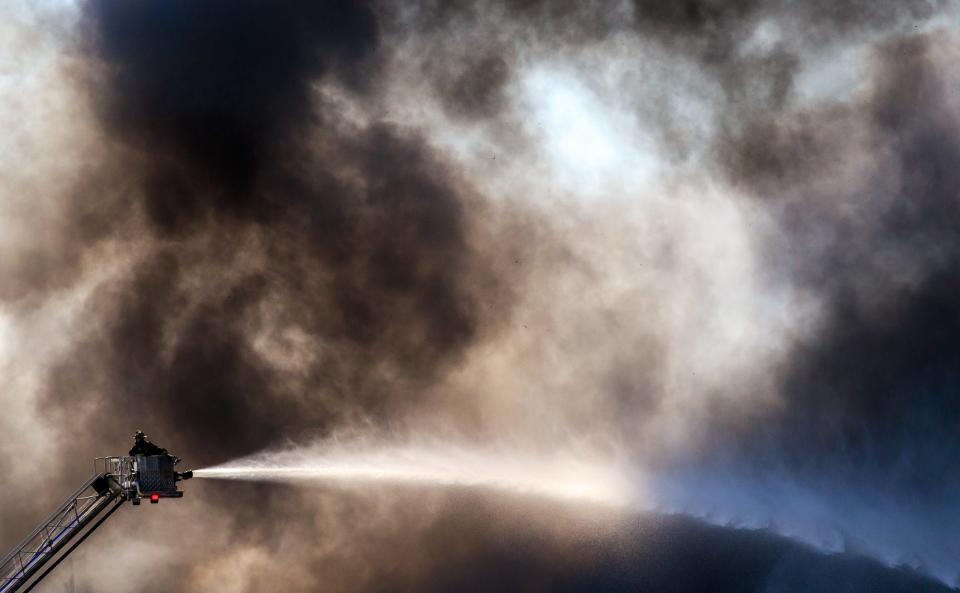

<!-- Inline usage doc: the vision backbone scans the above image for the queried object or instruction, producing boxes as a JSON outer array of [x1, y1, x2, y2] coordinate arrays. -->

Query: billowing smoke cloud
[[690, 30, 960, 581], [1, 0, 959, 591], [24, 0, 535, 471]]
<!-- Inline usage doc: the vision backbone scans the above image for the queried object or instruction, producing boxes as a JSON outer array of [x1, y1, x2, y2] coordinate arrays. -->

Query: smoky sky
[[1, 0, 959, 592], [719, 33, 960, 487]]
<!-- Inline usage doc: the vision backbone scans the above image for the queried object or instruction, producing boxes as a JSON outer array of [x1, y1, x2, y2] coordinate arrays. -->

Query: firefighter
[[129, 430, 168, 457]]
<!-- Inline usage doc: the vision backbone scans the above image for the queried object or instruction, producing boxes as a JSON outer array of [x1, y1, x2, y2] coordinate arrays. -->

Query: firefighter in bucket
[[128, 431, 190, 504]]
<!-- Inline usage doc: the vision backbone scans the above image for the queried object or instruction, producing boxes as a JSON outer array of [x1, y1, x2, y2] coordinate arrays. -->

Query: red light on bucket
[[150, 493, 160, 504]]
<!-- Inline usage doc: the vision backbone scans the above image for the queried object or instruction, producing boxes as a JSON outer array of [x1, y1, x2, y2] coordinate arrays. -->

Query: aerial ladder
[[0, 433, 192, 593]]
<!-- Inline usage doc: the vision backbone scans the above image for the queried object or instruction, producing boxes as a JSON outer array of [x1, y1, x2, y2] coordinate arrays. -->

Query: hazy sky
[[1, 1, 959, 592]]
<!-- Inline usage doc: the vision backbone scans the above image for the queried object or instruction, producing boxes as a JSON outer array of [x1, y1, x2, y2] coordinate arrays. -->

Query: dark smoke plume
[[35, 0, 520, 469]]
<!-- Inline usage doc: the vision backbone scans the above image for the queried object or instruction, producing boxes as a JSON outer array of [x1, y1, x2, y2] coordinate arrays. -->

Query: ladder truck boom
[[0, 433, 191, 593]]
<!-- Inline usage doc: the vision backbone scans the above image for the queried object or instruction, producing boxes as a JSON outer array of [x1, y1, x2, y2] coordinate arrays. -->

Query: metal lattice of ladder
[[0, 474, 121, 593]]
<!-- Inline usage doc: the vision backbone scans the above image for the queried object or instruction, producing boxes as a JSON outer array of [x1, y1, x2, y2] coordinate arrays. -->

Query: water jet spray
[[194, 441, 639, 508]]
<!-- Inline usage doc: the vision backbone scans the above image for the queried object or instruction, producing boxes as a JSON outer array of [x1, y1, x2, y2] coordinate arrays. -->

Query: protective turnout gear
[[129, 430, 168, 457]]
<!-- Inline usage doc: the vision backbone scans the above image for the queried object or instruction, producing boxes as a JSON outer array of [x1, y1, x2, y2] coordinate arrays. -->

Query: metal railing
[[94, 456, 137, 494]]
